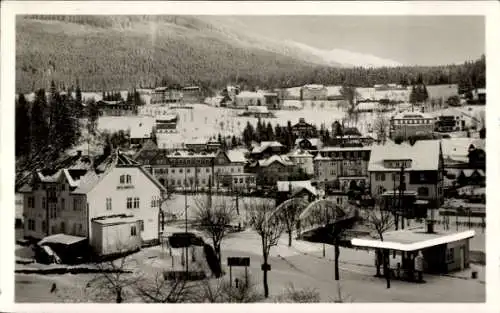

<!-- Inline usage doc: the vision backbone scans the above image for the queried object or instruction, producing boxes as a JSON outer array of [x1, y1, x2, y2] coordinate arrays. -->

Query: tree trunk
[[116, 288, 123, 303], [215, 244, 221, 268], [288, 230, 292, 247], [334, 239, 340, 281], [383, 250, 390, 289], [263, 256, 269, 298]]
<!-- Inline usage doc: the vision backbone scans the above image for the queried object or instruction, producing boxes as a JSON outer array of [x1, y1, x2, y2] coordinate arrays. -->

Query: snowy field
[[96, 103, 485, 144]]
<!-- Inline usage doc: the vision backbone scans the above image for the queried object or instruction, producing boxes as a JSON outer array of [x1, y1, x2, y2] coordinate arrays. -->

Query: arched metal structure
[[298, 199, 357, 236], [269, 197, 310, 220]]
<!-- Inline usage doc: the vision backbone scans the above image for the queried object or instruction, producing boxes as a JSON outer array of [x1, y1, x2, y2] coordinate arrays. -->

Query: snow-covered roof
[[302, 84, 325, 90], [276, 180, 318, 196], [258, 155, 293, 167], [393, 111, 435, 120], [247, 106, 269, 113], [251, 141, 284, 154], [92, 215, 140, 225], [368, 140, 441, 172], [226, 150, 247, 163], [167, 150, 217, 158], [235, 91, 265, 99], [130, 122, 152, 139]]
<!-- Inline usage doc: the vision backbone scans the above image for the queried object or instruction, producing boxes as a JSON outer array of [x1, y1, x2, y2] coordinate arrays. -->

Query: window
[[446, 248, 454, 263], [206, 168, 210, 173], [197, 168, 201, 173], [177, 179, 181, 185], [234, 178, 238, 184], [28, 219, 35, 231], [42, 197, 46, 209], [126, 175, 132, 184], [72, 223, 76, 235], [231, 168, 234, 173], [61, 184, 66, 191], [131, 225, 137, 236], [171, 179, 175, 186], [238, 168, 242, 173], [139, 220, 144, 231], [202, 179, 206, 184], [28, 197, 35, 208], [418, 187, 429, 197], [106, 198, 112, 211], [187, 169, 190, 173], [120, 175, 125, 184], [61, 198, 65, 211], [61, 222, 66, 233], [78, 224, 83, 235], [127, 197, 133, 209], [239, 178, 243, 184], [133, 197, 140, 209], [51, 226, 57, 234], [180, 169, 183, 173], [172, 169, 175, 174], [165, 169, 168, 174]]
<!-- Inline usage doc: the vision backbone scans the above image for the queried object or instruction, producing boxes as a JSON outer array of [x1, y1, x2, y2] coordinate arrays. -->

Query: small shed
[[91, 215, 142, 257], [352, 228, 475, 274], [37, 233, 88, 264]]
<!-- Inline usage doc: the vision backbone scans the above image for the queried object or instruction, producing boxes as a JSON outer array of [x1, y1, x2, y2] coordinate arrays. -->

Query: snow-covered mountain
[[286, 41, 402, 68]]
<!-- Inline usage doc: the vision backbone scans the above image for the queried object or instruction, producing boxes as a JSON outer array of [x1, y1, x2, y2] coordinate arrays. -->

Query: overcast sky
[[224, 16, 485, 66]]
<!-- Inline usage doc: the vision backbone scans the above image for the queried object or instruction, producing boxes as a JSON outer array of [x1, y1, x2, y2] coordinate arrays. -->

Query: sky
[[215, 16, 485, 66]]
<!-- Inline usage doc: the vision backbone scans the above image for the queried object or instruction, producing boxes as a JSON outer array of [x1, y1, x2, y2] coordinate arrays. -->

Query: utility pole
[[184, 168, 189, 275], [399, 165, 405, 230]]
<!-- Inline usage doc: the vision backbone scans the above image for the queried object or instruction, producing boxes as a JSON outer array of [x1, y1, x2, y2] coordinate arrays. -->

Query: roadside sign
[[227, 257, 250, 267]]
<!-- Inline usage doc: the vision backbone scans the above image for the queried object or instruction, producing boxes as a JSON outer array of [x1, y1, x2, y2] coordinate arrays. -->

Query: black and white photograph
[[1, 1, 498, 308]]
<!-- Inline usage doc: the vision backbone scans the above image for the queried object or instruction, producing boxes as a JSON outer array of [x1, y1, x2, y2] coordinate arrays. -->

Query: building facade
[[288, 149, 314, 176], [292, 118, 316, 138], [368, 140, 444, 208], [390, 111, 436, 140], [20, 152, 166, 250], [151, 87, 183, 104], [313, 147, 371, 191], [300, 84, 328, 100], [97, 100, 137, 117]]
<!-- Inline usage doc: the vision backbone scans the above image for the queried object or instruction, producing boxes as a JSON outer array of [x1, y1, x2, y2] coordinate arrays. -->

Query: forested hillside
[[16, 16, 486, 93]]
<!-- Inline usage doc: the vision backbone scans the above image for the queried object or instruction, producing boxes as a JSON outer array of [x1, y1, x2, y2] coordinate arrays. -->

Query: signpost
[[227, 257, 250, 287]]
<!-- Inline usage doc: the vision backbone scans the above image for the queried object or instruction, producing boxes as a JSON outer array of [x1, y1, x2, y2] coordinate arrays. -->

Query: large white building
[[19, 152, 166, 255]]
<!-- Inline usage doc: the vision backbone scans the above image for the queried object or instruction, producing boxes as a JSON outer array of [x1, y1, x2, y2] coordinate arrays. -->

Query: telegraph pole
[[399, 165, 405, 230]]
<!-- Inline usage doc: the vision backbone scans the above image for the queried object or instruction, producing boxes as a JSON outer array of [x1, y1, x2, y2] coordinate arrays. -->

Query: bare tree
[[86, 247, 141, 303], [365, 201, 394, 288], [193, 195, 236, 267], [247, 199, 285, 298], [373, 110, 390, 144], [134, 272, 192, 303], [275, 197, 309, 247], [300, 200, 357, 281]]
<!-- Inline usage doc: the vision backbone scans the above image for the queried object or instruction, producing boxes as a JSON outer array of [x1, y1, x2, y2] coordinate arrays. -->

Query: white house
[[288, 149, 314, 176], [234, 91, 265, 108], [19, 151, 166, 255]]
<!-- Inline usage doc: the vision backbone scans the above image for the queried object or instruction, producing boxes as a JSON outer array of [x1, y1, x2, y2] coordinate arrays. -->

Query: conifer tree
[[15, 94, 31, 158]]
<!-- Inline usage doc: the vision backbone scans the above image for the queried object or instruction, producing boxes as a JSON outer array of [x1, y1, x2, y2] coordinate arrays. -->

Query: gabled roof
[[368, 140, 441, 172], [258, 155, 294, 167], [226, 150, 247, 163], [251, 141, 284, 154]]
